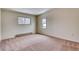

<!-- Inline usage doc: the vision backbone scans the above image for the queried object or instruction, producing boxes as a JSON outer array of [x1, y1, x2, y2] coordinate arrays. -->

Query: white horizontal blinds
[[18, 17, 31, 24], [42, 18, 46, 29], [18, 17, 25, 24], [24, 18, 30, 24]]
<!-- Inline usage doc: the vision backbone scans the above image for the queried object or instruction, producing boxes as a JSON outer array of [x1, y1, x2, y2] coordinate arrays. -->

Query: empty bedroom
[[0, 8, 79, 51]]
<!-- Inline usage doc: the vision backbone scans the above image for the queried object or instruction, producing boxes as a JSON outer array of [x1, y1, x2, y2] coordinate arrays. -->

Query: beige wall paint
[[37, 8, 79, 42], [0, 9, 1, 40], [1, 9, 36, 39]]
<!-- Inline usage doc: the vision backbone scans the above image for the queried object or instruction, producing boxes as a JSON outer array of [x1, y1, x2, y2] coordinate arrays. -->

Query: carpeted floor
[[0, 34, 79, 51]]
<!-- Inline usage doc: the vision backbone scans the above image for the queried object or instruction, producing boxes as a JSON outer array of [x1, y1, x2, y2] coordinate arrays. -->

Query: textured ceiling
[[5, 8, 51, 15]]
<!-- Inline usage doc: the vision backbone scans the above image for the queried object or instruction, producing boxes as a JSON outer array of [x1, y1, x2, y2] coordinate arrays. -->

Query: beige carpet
[[0, 34, 79, 51]]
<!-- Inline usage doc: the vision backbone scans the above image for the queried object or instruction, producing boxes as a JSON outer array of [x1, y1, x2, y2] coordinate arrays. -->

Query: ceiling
[[5, 8, 51, 15]]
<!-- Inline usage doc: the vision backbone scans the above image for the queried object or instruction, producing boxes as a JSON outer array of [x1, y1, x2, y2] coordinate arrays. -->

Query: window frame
[[18, 16, 31, 24], [42, 17, 47, 29]]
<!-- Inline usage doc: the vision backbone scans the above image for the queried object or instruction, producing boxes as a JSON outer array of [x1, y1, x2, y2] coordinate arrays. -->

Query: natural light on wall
[[42, 18, 47, 29]]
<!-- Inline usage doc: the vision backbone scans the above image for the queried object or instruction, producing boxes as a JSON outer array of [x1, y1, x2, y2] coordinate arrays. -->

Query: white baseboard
[[38, 33, 79, 43]]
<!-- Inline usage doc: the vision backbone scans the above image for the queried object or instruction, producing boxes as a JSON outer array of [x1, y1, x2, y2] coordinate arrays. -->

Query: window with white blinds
[[18, 17, 31, 24], [42, 18, 47, 29]]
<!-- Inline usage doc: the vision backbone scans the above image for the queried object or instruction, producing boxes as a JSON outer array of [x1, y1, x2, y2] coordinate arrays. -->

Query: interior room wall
[[1, 9, 36, 40], [37, 8, 79, 42], [0, 9, 1, 41]]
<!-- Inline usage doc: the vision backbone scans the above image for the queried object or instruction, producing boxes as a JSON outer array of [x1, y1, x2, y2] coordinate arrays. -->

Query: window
[[24, 17, 31, 24], [18, 17, 31, 24], [42, 18, 47, 29]]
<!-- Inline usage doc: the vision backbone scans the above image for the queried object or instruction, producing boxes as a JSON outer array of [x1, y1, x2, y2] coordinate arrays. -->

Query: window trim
[[42, 17, 47, 29], [18, 16, 31, 24]]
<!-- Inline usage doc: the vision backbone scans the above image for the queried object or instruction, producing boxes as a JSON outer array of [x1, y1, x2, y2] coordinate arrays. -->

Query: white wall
[[1, 9, 36, 39], [0, 9, 1, 40], [37, 8, 79, 42]]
